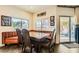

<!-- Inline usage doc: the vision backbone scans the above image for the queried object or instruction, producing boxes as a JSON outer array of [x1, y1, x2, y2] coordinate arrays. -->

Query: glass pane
[[35, 19, 42, 30], [71, 17, 76, 42], [12, 18, 21, 29], [42, 19, 49, 28], [22, 20, 29, 29], [60, 17, 69, 42]]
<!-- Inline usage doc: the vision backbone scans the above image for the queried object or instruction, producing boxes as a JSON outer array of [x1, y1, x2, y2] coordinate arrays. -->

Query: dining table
[[29, 30, 53, 52]]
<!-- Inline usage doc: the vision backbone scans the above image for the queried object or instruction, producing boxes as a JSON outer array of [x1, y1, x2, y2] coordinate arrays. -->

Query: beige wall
[[0, 6, 33, 46], [33, 5, 57, 30], [57, 7, 74, 16], [75, 7, 79, 24]]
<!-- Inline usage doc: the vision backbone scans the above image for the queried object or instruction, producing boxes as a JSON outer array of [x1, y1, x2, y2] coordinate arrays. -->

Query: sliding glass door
[[71, 17, 76, 42], [60, 16, 76, 43], [60, 16, 70, 43]]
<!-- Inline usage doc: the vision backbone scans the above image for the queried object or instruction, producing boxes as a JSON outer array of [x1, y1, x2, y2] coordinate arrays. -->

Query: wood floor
[[54, 44, 79, 53], [0, 44, 79, 53]]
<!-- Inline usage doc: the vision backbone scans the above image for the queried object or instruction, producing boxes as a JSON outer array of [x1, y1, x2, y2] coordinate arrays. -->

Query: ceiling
[[14, 5, 54, 13], [14, 5, 79, 13]]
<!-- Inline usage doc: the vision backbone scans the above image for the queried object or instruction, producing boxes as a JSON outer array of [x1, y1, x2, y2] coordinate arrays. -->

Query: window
[[21, 20, 29, 29], [12, 17, 29, 29], [35, 19, 49, 29], [35, 18, 55, 31], [12, 18, 22, 29], [42, 19, 49, 28], [35, 19, 42, 30]]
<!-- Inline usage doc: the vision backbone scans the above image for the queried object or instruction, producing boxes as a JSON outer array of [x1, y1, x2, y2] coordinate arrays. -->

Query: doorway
[[60, 16, 76, 43]]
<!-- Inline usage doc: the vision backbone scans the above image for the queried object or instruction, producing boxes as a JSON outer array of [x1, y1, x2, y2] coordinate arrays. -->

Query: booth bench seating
[[2, 32, 19, 45]]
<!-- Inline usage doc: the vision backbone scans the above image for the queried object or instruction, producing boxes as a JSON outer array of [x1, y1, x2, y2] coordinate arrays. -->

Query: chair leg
[[21, 43, 25, 53], [48, 47, 51, 53], [21, 44, 24, 52], [50, 45, 55, 52], [5, 44, 7, 47], [22, 47, 24, 52], [48, 47, 53, 53], [22, 46, 24, 52], [52, 48, 54, 52], [31, 47, 32, 53]]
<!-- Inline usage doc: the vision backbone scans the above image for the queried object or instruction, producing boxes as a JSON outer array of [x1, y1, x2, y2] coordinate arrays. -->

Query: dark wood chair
[[41, 29, 56, 52], [16, 29, 24, 52], [22, 29, 34, 53], [16, 29, 22, 44]]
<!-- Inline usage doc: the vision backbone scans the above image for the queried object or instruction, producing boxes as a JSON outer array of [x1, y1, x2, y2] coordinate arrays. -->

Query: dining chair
[[41, 29, 56, 52], [49, 29, 56, 52], [16, 29, 22, 44], [16, 29, 24, 52], [22, 29, 34, 53]]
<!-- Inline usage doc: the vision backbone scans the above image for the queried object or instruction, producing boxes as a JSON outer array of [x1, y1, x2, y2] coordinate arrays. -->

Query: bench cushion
[[5, 36, 18, 44]]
